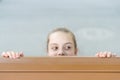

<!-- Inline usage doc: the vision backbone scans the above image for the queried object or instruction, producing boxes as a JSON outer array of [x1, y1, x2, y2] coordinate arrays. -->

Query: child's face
[[48, 31, 77, 56]]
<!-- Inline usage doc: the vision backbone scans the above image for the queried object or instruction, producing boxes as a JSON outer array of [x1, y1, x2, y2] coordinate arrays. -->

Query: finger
[[15, 52, 20, 58], [107, 52, 112, 58], [19, 51, 24, 57], [15, 52, 23, 58], [11, 51, 16, 59], [96, 52, 102, 57], [7, 51, 13, 59], [102, 51, 107, 57], [99, 52, 104, 57], [1, 52, 9, 58]]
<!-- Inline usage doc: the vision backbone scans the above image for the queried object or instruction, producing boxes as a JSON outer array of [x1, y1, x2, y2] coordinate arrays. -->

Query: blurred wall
[[0, 0, 120, 56]]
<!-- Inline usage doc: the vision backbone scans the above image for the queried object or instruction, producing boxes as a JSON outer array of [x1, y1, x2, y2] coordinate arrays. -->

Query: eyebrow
[[64, 42, 73, 45], [49, 42, 72, 46], [49, 43, 58, 46]]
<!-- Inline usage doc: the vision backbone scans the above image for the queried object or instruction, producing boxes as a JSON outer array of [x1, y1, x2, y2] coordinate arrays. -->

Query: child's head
[[47, 27, 78, 56]]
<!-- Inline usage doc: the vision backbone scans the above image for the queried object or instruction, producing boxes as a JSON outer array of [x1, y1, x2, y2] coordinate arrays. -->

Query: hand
[[95, 51, 116, 58], [1, 51, 24, 59]]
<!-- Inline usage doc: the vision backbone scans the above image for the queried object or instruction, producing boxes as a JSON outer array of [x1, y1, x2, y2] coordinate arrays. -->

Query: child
[[1, 27, 116, 58]]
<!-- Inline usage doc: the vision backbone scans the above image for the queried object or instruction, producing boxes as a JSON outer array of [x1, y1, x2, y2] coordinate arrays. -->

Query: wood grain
[[0, 57, 120, 80]]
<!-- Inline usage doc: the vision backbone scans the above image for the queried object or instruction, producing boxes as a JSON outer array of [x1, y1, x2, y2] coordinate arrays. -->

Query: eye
[[64, 46, 71, 50], [52, 46, 58, 51]]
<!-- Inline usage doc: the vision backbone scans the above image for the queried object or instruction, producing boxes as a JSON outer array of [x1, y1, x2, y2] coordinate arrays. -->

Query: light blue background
[[0, 0, 120, 56]]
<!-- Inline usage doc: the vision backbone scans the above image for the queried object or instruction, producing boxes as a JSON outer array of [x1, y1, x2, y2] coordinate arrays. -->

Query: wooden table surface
[[0, 57, 120, 80]]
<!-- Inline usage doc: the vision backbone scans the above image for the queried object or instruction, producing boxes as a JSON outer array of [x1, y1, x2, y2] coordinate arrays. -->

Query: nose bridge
[[57, 47, 64, 55]]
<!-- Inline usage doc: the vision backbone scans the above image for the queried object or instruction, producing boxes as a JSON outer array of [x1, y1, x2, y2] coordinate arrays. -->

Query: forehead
[[49, 31, 74, 44]]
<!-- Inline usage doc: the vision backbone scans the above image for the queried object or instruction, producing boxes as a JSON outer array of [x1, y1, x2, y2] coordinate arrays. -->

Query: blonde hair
[[47, 27, 77, 51]]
